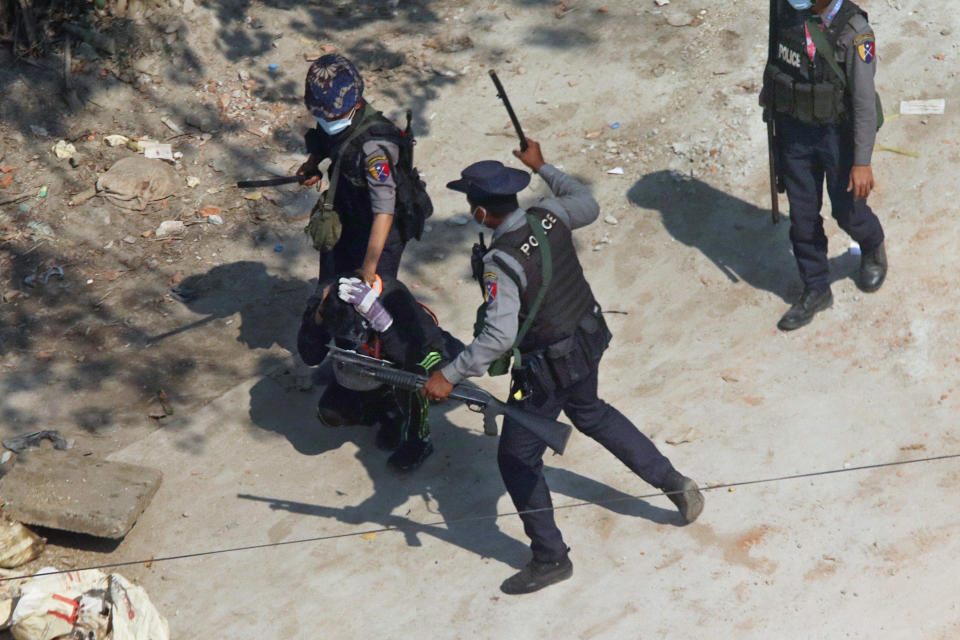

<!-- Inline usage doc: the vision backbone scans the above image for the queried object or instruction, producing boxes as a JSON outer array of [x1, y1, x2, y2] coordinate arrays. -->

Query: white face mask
[[317, 107, 356, 135], [786, 0, 813, 9]]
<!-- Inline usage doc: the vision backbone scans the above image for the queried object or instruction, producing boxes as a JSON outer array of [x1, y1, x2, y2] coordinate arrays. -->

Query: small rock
[[155, 220, 186, 238], [603, 215, 619, 225], [186, 176, 200, 188], [122, 235, 137, 244], [666, 427, 700, 445], [207, 214, 224, 225]]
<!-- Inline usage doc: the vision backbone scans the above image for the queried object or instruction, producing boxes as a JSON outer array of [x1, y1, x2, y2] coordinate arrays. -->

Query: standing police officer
[[763, 0, 887, 330], [422, 139, 704, 595], [299, 54, 427, 285]]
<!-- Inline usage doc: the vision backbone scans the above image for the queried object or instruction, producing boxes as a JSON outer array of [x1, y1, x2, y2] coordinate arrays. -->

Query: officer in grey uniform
[[423, 139, 704, 595], [763, 0, 887, 330]]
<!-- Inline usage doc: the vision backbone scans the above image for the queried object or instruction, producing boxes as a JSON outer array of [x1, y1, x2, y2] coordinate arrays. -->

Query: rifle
[[489, 70, 529, 152], [329, 347, 572, 455], [766, 0, 783, 225]]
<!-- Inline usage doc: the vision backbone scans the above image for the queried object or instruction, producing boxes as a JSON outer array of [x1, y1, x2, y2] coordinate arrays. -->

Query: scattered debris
[[208, 214, 224, 225], [25, 221, 55, 238], [606, 166, 624, 175], [142, 141, 175, 161], [200, 205, 222, 217], [160, 116, 183, 134], [52, 140, 77, 160], [186, 176, 201, 188], [603, 215, 619, 225], [876, 145, 919, 158], [103, 134, 130, 147], [2, 430, 68, 453]]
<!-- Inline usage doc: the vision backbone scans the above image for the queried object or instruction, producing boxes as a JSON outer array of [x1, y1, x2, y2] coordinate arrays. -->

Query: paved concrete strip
[[0, 449, 162, 539]]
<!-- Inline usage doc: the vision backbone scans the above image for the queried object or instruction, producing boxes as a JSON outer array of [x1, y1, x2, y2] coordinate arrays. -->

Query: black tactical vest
[[765, 1, 865, 125], [306, 106, 432, 241], [491, 207, 596, 353]]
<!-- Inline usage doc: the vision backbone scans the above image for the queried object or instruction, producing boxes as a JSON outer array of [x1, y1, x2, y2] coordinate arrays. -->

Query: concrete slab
[[0, 449, 161, 539]]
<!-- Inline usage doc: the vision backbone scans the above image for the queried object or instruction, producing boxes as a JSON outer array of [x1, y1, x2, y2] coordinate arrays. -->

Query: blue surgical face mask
[[786, 0, 813, 9], [317, 108, 355, 135]]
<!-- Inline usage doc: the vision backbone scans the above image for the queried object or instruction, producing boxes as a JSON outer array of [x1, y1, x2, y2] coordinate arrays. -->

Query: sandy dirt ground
[[3, 0, 960, 637]]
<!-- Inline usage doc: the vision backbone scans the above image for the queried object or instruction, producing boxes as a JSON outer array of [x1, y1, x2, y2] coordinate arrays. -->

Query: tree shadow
[[627, 171, 860, 303]]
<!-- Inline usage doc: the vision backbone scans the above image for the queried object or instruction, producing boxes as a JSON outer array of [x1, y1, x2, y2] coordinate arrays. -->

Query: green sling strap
[[804, 19, 884, 130], [487, 212, 553, 376]]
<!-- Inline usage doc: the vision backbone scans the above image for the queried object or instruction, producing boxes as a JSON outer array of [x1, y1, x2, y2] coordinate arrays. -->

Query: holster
[[512, 304, 612, 398]]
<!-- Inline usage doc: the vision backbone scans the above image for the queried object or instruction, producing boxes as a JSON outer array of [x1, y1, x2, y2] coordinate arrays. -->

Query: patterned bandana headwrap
[[304, 54, 364, 119]]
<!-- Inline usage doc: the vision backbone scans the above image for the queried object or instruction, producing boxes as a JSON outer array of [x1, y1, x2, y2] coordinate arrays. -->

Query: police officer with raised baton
[[763, 0, 887, 330], [422, 139, 704, 595]]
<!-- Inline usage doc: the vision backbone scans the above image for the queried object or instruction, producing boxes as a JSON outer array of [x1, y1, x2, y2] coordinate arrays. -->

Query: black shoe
[[387, 439, 434, 471], [777, 288, 833, 331], [501, 554, 573, 595], [858, 242, 887, 293], [661, 471, 705, 524]]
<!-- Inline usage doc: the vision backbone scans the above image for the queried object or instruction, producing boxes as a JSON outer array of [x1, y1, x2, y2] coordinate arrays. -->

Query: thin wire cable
[[4, 451, 958, 583]]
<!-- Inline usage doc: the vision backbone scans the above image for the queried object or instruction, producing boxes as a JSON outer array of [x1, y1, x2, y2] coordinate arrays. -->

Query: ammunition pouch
[[769, 66, 845, 126], [305, 193, 342, 251], [512, 304, 611, 397]]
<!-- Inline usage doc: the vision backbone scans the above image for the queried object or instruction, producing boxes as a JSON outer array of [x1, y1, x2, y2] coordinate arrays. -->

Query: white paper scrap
[[899, 99, 945, 115]]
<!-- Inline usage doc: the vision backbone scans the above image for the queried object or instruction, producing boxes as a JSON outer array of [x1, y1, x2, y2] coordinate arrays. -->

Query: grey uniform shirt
[[360, 139, 399, 215], [832, 7, 878, 166], [441, 164, 600, 385]]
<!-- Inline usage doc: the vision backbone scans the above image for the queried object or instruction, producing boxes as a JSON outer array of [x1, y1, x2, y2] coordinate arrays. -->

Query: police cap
[[446, 160, 530, 200]]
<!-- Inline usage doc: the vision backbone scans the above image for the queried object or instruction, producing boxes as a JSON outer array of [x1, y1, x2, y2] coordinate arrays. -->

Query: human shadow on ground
[[245, 374, 679, 568], [627, 171, 860, 303]]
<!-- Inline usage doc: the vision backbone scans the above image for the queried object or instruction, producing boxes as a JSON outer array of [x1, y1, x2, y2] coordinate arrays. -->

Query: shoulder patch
[[856, 39, 875, 63], [367, 154, 391, 183], [484, 280, 497, 303]]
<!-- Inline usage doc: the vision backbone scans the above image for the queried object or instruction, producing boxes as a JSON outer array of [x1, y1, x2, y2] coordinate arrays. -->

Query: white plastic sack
[[109, 573, 169, 640], [9, 567, 107, 640]]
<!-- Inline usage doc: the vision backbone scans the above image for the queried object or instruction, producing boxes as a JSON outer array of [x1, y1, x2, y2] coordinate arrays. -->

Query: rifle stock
[[330, 348, 571, 454]]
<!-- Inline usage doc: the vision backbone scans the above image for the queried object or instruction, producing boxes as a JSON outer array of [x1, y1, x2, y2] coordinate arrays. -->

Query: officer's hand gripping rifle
[[489, 70, 529, 152], [329, 347, 572, 454]]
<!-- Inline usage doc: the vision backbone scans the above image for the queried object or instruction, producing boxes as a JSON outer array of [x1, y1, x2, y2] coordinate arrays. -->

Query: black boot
[[777, 288, 833, 331], [501, 554, 573, 595], [661, 471, 704, 525], [387, 438, 434, 471], [858, 242, 887, 293]]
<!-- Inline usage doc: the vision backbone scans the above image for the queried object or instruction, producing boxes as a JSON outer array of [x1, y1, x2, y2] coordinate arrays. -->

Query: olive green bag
[[486, 213, 553, 377]]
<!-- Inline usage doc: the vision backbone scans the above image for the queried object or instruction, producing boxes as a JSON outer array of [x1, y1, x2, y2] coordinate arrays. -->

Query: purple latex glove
[[338, 277, 393, 332]]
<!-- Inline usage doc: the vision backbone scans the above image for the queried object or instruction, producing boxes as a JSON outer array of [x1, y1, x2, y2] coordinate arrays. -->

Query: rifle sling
[[510, 212, 552, 369], [323, 103, 383, 213]]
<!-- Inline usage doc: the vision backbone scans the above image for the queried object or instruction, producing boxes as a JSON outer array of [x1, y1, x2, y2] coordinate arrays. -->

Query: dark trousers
[[498, 364, 675, 562], [320, 223, 406, 280], [778, 117, 884, 292]]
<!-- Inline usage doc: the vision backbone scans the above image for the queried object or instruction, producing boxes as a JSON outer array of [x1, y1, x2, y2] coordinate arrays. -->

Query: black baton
[[236, 171, 319, 189], [489, 70, 528, 151]]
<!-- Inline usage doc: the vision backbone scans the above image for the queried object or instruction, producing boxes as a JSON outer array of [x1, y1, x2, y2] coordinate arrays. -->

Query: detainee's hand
[[513, 138, 545, 173], [848, 165, 875, 200], [297, 156, 321, 187], [422, 370, 453, 403]]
